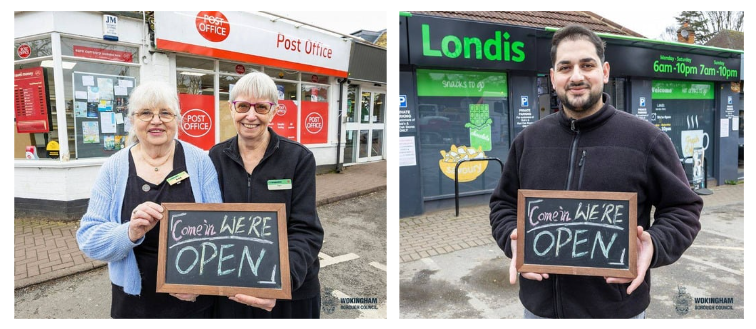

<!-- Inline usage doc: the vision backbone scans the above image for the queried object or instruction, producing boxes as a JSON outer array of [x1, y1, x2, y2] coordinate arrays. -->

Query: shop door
[[344, 87, 385, 164]]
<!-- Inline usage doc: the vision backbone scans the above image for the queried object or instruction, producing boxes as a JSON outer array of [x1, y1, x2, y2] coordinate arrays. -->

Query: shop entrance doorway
[[344, 86, 385, 164]]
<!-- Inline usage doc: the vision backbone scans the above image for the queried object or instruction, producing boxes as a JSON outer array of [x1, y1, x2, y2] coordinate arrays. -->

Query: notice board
[[72, 71, 136, 158], [157, 203, 291, 299], [517, 190, 638, 278]]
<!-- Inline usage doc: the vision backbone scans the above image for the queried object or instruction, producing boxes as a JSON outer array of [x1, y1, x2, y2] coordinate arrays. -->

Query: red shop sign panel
[[14, 67, 51, 133], [178, 94, 216, 150], [73, 46, 133, 63], [299, 101, 328, 144], [270, 100, 298, 142]]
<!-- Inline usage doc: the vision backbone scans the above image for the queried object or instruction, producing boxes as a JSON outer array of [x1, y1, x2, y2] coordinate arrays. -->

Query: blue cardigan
[[76, 140, 222, 295]]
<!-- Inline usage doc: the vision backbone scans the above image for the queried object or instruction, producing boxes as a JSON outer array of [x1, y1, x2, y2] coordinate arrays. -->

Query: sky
[[266, 11, 388, 37], [592, 11, 681, 40]]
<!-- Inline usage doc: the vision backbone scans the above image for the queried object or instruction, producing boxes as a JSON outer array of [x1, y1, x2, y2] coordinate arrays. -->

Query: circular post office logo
[[196, 11, 230, 42], [304, 112, 324, 134], [18, 44, 31, 59], [277, 103, 287, 116], [181, 109, 213, 138]]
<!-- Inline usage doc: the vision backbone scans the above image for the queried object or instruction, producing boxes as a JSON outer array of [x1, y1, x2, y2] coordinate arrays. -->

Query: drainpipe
[[336, 78, 346, 173]]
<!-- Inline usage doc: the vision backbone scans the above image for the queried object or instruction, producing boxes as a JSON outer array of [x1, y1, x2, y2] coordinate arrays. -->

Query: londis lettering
[[421, 24, 525, 62], [276, 34, 333, 59]]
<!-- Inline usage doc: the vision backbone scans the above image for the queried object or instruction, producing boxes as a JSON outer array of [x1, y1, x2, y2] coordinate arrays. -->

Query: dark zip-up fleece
[[209, 128, 323, 300], [490, 93, 702, 318]]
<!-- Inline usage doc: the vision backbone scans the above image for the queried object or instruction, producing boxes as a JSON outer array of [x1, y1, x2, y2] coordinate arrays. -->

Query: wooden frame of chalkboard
[[516, 190, 638, 278], [156, 203, 291, 299]]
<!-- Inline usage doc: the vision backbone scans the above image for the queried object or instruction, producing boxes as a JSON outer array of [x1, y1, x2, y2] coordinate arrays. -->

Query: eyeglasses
[[231, 101, 276, 114], [135, 109, 176, 122]]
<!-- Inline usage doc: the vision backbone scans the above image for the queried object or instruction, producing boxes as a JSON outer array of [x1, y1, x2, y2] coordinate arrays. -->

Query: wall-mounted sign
[[73, 46, 133, 63], [156, 11, 351, 77], [103, 14, 118, 41], [235, 64, 245, 74], [195, 11, 230, 43], [416, 69, 508, 97], [407, 15, 536, 70], [651, 80, 715, 100], [14, 67, 51, 133], [17, 43, 31, 59], [607, 46, 740, 82]]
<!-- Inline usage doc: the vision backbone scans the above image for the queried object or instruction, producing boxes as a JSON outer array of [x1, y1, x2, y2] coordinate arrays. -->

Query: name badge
[[268, 179, 292, 190], [167, 171, 189, 185]]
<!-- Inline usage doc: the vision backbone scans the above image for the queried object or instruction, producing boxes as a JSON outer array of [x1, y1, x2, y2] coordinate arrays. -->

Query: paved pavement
[[400, 183, 745, 263], [14, 160, 386, 289]]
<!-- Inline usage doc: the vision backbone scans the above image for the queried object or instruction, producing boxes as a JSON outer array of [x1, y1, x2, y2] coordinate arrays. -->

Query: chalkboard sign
[[517, 190, 638, 278], [157, 203, 291, 299]]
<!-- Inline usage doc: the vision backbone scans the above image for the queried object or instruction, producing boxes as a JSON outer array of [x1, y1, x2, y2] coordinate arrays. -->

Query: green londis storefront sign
[[407, 15, 536, 71], [416, 69, 508, 97], [651, 80, 715, 100]]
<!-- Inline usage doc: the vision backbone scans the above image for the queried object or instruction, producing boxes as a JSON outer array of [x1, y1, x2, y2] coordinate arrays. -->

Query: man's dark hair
[[550, 24, 606, 67]]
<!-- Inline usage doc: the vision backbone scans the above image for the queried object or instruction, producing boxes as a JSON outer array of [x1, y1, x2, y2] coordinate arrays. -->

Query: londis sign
[[407, 15, 536, 70]]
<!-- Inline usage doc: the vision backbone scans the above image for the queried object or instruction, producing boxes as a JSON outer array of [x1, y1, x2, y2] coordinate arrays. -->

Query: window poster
[[73, 71, 136, 158], [82, 121, 100, 143]]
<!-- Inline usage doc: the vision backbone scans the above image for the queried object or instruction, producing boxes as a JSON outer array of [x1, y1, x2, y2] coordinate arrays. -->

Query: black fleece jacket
[[209, 128, 323, 301], [490, 93, 702, 318]]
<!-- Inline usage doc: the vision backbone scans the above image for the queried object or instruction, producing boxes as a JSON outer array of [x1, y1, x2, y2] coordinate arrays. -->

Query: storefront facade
[[14, 11, 386, 219], [399, 13, 742, 217]]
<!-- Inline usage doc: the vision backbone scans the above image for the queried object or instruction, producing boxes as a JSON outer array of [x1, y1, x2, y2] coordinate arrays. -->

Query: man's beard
[[558, 82, 602, 113]]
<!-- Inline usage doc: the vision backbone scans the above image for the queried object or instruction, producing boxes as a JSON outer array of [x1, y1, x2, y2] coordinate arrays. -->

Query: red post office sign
[[178, 94, 215, 150], [196, 11, 230, 43], [299, 101, 328, 144], [269, 100, 298, 141]]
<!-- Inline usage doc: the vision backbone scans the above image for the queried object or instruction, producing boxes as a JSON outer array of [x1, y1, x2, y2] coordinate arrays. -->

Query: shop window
[[300, 84, 329, 144], [264, 66, 299, 81], [176, 55, 214, 71], [61, 37, 138, 64], [14, 62, 57, 159], [650, 80, 715, 180], [301, 84, 328, 103], [304, 73, 328, 84], [373, 93, 385, 123], [220, 61, 260, 75], [70, 63, 140, 159], [416, 69, 510, 199], [218, 75, 240, 142], [270, 81, 299, 142], [177, 71, 214, 95], [15, 37, 53, 60], [346, 85, 358, 123]]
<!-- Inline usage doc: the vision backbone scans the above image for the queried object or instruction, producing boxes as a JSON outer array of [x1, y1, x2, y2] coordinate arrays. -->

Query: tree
[[662, 11, 744, 44]]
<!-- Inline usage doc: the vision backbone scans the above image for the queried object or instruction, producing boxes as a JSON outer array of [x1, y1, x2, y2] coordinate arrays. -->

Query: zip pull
[[570, 119, 577, 131], [578, 150, 586, 167]]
